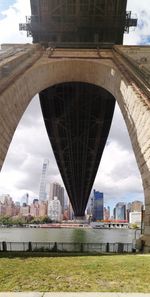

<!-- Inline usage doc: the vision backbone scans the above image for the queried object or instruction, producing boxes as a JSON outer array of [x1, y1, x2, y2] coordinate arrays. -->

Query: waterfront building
[[104, 206, 110, 220], [86, 196, 93, 215], [126, 201, 143, 222], [20, 205, 30, 217], [15, 201, 20, 207], [48, 196, 62, 222], [0, 196, 20, 217], [0, 194, 8, 204], [63, 208, 69, 220], [39, 201, 48, 217], [131, 200, 143, 212], [127, 202, 132, 211], [92, 190, 103, 221], [14, 202, 20, 215], [39, 159, 49, 202], [0, 203, 6, 216], [4, 195, 16, 216], [5, 205, 14, 217], [113, 207, 116, 220], [21, 193, 29, 206], [0, 194, 12, 204], [126, 203, 132, 222], [30, 202, 39, 217], [49, 182, 65, 212], [129, 211, 141, 227], [114, 202, 126, 220], [33, 198, 39, 204]]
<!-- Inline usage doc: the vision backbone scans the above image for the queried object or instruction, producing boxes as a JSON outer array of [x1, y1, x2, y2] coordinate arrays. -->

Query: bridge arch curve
[[0, 57, 150, 248]]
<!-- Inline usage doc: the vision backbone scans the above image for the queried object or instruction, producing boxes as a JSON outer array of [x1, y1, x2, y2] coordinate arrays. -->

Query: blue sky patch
[[138, 19, 145, 30], [138, 35, 150, 45], [0, 0, 17, 20]]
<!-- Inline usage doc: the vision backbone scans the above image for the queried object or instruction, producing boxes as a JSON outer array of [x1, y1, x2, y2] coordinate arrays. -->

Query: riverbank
[[0, 223, 91, 229], [0, 241, 134, 253], [0, 255, 149, 292]]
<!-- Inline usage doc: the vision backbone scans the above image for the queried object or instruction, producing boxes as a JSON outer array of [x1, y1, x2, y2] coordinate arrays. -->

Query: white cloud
[[94, 139, 143, 198], [0, 95, 63, 201], [124, 0, 150, 45], [0, 0, 32, 44]]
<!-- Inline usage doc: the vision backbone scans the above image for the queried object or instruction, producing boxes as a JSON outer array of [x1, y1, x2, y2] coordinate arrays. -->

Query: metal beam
[[40, 82, 115, 216]]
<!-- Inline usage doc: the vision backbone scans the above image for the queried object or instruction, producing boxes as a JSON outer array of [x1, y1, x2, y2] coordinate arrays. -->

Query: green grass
[[0, 254, 150, 292]]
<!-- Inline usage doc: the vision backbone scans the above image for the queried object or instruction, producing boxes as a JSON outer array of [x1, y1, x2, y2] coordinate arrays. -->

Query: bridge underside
[[40, 82, 115, 216], [20, 0, 137, 48]]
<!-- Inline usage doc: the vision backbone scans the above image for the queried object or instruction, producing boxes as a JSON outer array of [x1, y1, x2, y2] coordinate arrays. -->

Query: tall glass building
[[92, 190, 104, 221], [39, 159, 49, 201], [114, 202, 126, 220]]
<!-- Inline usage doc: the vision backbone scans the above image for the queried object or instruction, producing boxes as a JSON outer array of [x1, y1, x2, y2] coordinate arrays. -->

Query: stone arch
[[0, 57, 150, 248]]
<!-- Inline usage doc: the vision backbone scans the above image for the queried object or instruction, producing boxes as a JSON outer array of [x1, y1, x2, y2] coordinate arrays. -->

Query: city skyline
[[0, 185, 144, 217], [0, 0, 150, 209], [0, 191, 143, 220]]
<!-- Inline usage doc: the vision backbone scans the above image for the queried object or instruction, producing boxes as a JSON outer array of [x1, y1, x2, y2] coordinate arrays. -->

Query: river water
[[0, 227, 141, 243]]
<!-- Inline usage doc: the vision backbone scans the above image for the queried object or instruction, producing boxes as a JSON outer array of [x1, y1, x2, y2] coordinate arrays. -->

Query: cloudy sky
[[0, 0, 150, 209]]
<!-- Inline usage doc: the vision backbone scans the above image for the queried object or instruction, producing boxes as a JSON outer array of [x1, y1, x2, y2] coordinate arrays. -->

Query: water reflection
[[0, 228, 141, 243], [71, 228, 87, 243]]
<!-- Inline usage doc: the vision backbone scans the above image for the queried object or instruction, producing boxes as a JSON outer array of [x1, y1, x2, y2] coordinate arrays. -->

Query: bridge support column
[[113, 46, 150, 253], [142, 203, 150, 252], [140, 133, 150, 252]]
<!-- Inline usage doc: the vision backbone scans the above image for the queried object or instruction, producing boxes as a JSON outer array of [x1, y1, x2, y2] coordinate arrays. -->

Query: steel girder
[[40, 82, 115, 216]]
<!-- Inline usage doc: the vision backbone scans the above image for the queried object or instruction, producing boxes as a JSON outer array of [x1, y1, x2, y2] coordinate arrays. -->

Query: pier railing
[[0, 241, 136, 253]]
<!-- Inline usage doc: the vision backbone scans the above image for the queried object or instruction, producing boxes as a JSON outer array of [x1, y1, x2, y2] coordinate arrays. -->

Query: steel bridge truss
[[19, 0, 137, 47], [40, 82, 115, 216]]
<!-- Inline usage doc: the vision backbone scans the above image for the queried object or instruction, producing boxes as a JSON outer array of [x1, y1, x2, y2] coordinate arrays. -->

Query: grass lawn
[[0, 254, 150, 292]]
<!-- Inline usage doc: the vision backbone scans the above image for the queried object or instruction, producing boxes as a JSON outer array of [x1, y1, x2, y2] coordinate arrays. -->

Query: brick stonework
[[0, 44, 150, 251]]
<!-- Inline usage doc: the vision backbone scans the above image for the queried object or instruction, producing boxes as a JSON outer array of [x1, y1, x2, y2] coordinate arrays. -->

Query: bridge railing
[[0, 241, 135, 253]]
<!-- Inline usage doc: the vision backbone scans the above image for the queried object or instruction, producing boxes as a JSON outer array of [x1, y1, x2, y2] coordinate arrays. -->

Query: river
[[0, 227, 141, 243]]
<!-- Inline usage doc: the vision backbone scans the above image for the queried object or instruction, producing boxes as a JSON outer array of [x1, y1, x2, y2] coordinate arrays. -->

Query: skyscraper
[[49, 182, 65, 212], [114, 202, 126, 220], [104, 206, 110, 220], [39, 159, 49, 202], [48, 196, 62, 222], [21, 193, 29, 206], [131, 200, 143, 212], [92, 190, 104, 221]]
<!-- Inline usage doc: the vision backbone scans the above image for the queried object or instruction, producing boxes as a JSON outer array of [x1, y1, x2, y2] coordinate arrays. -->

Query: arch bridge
[[0, 44, 150, 250]]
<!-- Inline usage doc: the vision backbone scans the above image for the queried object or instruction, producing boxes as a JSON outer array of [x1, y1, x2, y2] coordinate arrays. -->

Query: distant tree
[[40, 216, 52, 223], [131, 223, 139, 229], [25, 215, 34, 223], [0, 216, 13, 226], [0, 215, 52, 226]]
